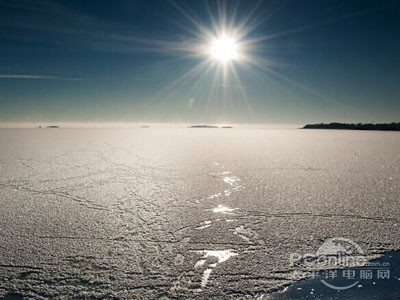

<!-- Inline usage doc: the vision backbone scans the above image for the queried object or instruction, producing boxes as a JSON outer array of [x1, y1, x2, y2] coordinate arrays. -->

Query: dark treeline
[[303, 122, 400, 131]]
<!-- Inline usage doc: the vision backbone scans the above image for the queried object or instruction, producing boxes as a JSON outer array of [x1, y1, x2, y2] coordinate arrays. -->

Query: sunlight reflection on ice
[[223, 176, 241, 186], [194, 249, 238, 288], [198, 249, 238, 264], [207, 192, 222, 199], [212, 204, 238, 214], [196, 220, 212, 229]]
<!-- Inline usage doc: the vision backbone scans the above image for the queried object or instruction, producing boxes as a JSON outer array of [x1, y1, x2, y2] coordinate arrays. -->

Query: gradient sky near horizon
[[1, 0, 399, 124]]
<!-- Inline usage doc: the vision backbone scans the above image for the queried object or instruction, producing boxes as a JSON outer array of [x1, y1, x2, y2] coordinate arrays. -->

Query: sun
[[209, 36, 239, 62]]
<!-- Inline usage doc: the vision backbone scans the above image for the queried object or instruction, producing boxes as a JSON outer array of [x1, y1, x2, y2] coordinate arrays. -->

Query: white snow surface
[[0, 128, 399, 299]]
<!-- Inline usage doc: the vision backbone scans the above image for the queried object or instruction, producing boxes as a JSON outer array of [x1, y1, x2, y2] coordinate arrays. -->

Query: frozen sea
[[0, 128, 399, 299]]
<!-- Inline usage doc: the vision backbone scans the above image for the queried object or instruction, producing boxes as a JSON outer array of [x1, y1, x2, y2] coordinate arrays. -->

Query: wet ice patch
[[212, 204, 238, 214]]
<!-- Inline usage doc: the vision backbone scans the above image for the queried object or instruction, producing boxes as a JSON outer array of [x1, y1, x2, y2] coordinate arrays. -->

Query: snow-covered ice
[[0, 128, 399, 299]]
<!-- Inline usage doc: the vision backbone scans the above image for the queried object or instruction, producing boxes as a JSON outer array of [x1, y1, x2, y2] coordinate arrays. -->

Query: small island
[[189, 125, 219, 128], [46, 125, 60, 128], [303, 122, 400, 131]]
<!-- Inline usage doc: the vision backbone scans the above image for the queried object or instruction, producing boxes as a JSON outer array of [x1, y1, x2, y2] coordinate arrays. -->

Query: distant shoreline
[[189, 125, 233, 128], [302, 122, 400, 131]]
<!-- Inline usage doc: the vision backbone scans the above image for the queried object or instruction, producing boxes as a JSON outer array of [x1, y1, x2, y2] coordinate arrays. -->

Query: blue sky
[[1, 0, 399, 124]]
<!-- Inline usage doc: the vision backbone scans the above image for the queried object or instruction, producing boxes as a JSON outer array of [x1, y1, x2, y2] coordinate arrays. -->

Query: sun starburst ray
[[227, 63, 256, 121], [143, 0, 358, 123]]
